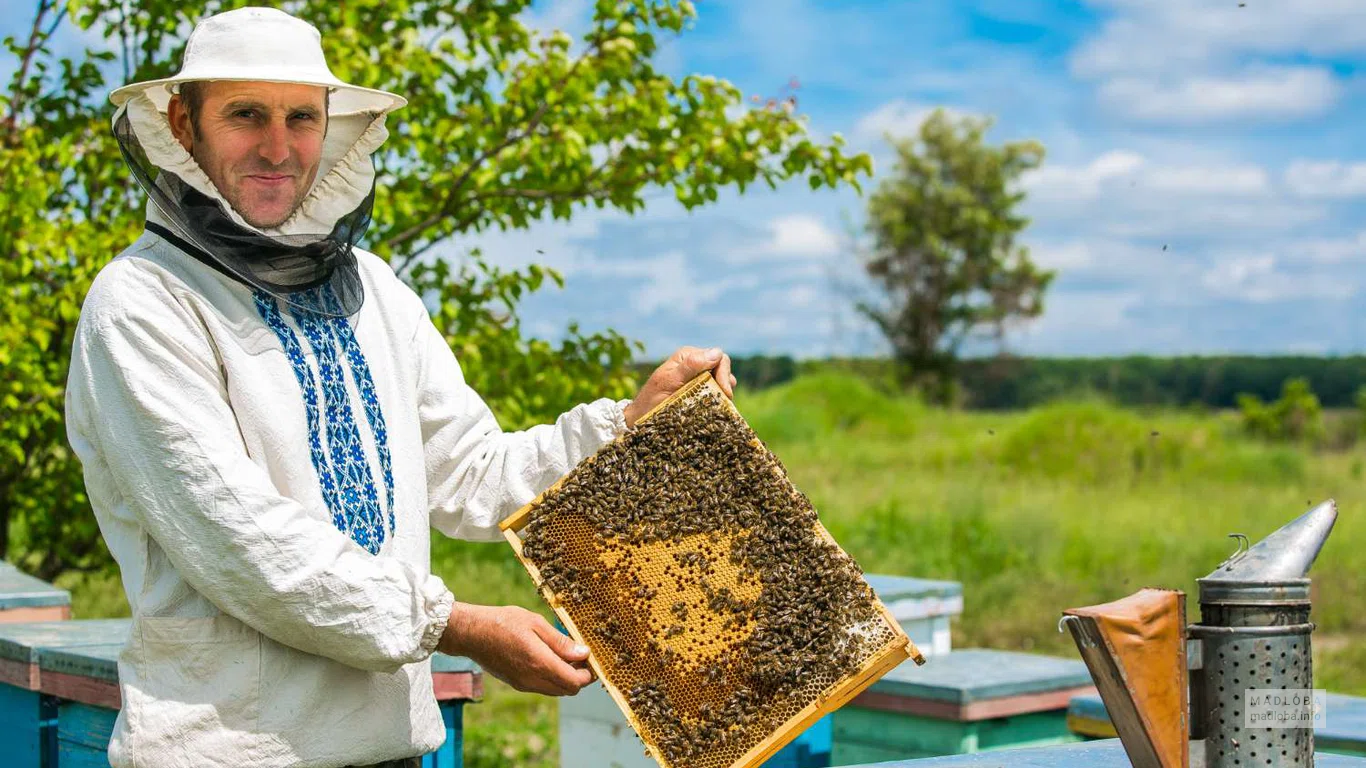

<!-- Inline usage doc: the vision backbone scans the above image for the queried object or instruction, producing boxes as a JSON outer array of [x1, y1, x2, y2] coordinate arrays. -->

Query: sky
[[10, 0, 1366, 359]]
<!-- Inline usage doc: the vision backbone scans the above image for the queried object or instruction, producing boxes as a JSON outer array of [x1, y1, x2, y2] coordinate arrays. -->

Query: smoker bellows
[[1061, 500, 1338, 768]]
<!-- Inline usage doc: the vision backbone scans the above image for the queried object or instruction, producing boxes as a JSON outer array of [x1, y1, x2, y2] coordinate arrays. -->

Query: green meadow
[[65, 372, 1366, 767]]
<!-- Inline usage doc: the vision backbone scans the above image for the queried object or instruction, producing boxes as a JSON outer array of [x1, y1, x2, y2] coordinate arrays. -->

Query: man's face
[[167, 81, 327, 230]]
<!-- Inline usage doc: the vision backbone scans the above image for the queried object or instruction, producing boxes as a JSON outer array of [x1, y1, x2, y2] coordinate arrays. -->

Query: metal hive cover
[[499, 373, 921, 768]]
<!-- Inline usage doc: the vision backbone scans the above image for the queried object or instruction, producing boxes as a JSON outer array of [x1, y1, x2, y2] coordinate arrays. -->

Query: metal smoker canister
[[1188, 501, 1336, 768]]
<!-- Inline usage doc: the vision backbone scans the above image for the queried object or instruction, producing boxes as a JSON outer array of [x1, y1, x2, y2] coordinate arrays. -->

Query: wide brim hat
[[109, 6, 405, 116]]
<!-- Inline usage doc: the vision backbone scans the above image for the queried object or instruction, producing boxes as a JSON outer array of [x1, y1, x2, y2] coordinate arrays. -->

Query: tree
[[855, 108, 1051, 403], [1238, 377, 1324, 444], [0, 0, 873, 579]]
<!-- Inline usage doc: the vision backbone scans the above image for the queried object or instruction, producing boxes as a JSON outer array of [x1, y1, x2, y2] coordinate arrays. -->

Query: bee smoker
[[1060, 500, 1338, 768]]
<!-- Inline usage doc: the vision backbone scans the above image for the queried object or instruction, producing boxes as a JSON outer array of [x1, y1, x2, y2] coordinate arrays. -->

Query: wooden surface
[[0, 564, 71, 611], [851, 738, 1366, 766], [499, 372, 921, 768], [0, 683, 46, 768], [0, 620, 131, 666]]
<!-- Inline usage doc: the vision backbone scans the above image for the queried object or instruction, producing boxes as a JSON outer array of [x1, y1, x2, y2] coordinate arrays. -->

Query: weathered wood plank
[[56, 701, 117, 750], [38, 642, 120, 682], [0, 620, 131, 666], [42, 670, 121, 710], [431, 671, 480, 702], [0, 684, 44, 768]]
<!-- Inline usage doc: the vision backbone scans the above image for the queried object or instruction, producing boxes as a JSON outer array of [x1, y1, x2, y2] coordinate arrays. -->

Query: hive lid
[[0, 619, 131, 664], [869, 648, 1093, 704], [1201, 499, 1337, 583], [0, 562, 71, 609]]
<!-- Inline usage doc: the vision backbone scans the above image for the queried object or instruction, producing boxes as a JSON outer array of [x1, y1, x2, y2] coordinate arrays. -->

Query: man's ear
[[166, 95, 194, 152]]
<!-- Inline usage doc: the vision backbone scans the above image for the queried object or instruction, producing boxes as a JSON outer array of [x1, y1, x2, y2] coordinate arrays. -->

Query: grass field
[[63, 371, 1366, 767]]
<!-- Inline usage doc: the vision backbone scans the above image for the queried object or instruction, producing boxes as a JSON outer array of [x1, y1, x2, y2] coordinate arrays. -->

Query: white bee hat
[[109, 6, 405, 116]]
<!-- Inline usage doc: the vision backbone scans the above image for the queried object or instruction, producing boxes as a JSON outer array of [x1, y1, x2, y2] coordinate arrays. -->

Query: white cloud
[[1290, 232, 1366, 265], [763, 214, 842, 258], [628, 251, 760, 316], [722, 213, 845, 264], [1023, 150, 1145, 202], [1285, 161, 1366, 199], [1201, 253, 1358, 303], [1023, 151, 1271, 205], [1027, 241, 1094, 272], [1074, 1, 1366, 78], [1096, 68, 1340, 124], [1072, 1, 1362, 124], [1013, 290, 1144, 343], [852, 100, 970, 144]]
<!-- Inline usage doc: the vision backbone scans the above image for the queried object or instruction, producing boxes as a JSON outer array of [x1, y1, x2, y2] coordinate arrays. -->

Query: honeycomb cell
[[506, 375, 913, 768]]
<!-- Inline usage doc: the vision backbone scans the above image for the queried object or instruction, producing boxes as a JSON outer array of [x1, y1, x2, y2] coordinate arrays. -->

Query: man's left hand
[[623, 346, 735, 428]]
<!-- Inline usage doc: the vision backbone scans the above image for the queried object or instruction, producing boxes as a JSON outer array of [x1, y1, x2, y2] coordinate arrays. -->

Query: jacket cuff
[[609, 397, 632, 436], [419, 575, 456, 656]]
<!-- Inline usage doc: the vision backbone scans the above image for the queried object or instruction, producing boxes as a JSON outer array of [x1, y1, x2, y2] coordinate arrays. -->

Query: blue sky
[[11, 1, 1366, 359], [487, 0, 1366, 360]]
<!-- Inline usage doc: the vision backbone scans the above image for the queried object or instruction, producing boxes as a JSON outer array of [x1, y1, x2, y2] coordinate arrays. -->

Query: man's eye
[[291, 113, 317, 121], [233, 110, 257, 119]]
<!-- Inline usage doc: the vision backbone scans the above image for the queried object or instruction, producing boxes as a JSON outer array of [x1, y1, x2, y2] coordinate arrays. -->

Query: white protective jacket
[[65, 93, 628, 768]]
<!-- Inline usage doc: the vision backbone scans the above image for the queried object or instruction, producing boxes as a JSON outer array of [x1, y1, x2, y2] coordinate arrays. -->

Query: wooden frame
[[499, 372, 923, 768]]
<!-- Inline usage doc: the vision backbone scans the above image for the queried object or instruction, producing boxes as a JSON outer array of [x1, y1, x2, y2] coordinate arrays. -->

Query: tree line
[[723, 354, 1366, 411]]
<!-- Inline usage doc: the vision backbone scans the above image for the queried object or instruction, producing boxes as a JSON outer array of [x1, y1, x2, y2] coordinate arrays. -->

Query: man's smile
[[246, 173, 293, 186]]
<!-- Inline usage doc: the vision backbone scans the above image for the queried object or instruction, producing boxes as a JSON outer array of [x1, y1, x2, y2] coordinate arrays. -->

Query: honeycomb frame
[[499, 372, 924, 768]]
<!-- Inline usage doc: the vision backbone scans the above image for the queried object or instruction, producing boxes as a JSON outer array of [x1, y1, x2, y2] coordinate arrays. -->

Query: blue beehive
[[1068, 691, 1366, 758], [0, 618, 481, 768], [830, 648, 1095, 763], [835, 738, 1366, 767]]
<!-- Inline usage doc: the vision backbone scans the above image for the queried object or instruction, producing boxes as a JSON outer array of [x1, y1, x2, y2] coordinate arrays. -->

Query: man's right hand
[[437, 602, 595, 696]]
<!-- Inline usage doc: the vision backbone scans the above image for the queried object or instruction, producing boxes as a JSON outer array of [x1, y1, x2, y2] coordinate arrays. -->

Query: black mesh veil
[[113, 107, 371, 317]]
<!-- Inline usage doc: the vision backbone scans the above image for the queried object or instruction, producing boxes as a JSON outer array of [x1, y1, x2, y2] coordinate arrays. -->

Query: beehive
[[499, 372, 924, 768]]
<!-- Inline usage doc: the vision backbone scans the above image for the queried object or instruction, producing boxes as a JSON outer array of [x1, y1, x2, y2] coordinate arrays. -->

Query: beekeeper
[[64, 7, 735, 768]]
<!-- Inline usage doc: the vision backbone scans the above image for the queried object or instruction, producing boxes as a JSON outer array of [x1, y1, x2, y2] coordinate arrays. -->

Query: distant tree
[[1238, 377, 1324, 443], [856, 109, 1053, 403]]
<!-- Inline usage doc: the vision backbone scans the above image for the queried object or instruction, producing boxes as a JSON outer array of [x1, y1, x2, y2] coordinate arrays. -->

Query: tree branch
[[4, 0, 63, 139], [386, 34, 607, 273], [389, 142, 643, 272]]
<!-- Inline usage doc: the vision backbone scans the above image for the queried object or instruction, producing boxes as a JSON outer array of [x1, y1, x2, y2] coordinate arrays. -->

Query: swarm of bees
[[517, 380, 904, 768]]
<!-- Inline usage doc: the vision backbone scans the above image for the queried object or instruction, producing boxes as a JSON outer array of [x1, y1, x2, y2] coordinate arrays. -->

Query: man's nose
[[258, 120, 291, 166]]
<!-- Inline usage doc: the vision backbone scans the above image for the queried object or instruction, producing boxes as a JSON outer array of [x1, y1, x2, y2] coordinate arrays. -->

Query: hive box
[[0, 619, 481, 768], [1068, 691, 1366, 758], [831, 648, 1096, 763], [836, 738, 1366, 767], [0, 564, 71, 624]]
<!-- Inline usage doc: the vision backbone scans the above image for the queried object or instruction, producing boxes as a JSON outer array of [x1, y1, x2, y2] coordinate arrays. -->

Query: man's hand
[[438, 603, 594, 696], [623, 346, 735, 428]]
